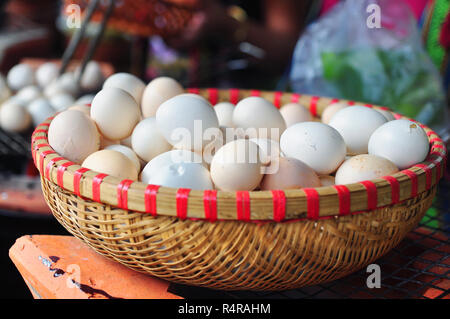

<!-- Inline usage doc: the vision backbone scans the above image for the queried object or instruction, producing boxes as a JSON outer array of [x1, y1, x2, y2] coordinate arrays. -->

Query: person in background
[[147, 0, 316, 89]]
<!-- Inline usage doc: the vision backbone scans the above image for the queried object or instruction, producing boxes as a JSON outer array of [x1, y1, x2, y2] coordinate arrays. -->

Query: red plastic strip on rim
[[429, 137, 442, 144], [381, 176, 400, 204], [187, 88, 199, 94], [363, 104, 373, 108], [57, 161, 74, 188], [236, 191, 251, 221], [378, 106, 390, 110], [117, 179, 134, 210], [230, 88, 239, 105], [73, 168, 90, 197], [92, 174, 108, 202], [45, 157, 64, 180], [303, 188, 319, 219], [347, 101, 355, 105], [144, 184, 160, 216], [414, 164, 432, 190], [176, 188, 190, 220], [394, 113, 402, 119], [250, 90, 261, 97], [39, 150, 55, 173], [203, 190, 218, 222], [271, 190, 286, 222], [360, 181, 377, 210], [432, 144, 445, 150], [32, 129, 47, 135], [273, 91, 282, 108], [402, 170, 418, 197], [207, 88, 218, 105], [33, 136, 46, 141], [39, 122, 50, 127], [309, 96, 319, 117], [332, 185, 351, 216], [290, 93, 301, 103], [330, 98, 339, 104]]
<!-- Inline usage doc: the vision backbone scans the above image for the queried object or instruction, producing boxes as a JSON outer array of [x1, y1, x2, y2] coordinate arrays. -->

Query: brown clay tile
[[9, 235, 182, 299]]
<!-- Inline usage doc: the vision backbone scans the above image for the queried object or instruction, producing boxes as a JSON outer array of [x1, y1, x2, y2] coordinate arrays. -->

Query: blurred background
[[0, 0, 448, 298]]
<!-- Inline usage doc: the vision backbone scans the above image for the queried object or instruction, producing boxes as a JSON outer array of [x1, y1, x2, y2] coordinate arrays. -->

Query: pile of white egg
[[0, 61, 104, 133], [46, 74, 430, 191]]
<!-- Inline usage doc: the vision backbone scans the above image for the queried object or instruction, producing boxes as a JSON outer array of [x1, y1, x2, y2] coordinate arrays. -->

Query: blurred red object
[[62, 0, 199, 38]]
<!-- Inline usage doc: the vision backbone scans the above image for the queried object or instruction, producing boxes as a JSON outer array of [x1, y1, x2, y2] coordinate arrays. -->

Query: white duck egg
[[141, 76, 184, 118], [156, 94, 219, 152], [335, 154, 399, 184], [7, 64, 35, 91], [105, 144, 141, 172], [91, 87, 141, 140], [36, 62, 59, 88], [27, 98, 55, 126], [0, 100, 32, 132], [368, 119, 429, 169], [279, 103, 312, 127], [141, 149, 205, 183], [232, 96, 286, 141], [131, 117, 172, 162], [148, 162, 213, 190], [48, 110, 100, 164], [214, 102, 235, 127], [103, 72, 145, 105], [329, 106, 387, 155], [280, 122, 346, 175]]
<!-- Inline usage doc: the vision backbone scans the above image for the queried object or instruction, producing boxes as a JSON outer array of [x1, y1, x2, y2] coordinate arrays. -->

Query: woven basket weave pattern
[[33, 89, 446, 290], [43, 177, 434, 290]]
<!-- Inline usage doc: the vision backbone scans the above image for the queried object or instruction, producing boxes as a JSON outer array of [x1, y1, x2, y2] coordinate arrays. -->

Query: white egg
[[49, 93, 75, 111], [76, 61, 104, 91], [0, 100, 32, 132], [376, 108, 395, 121], [7, 64, 35, 91], [75, 94, 95, 105], [148, 162, 213, 190], [279, 103, 312, 127], [131, 117, 172, 162], [141, 149, 204, 183], [233, 96, 286, 141], [91, 87, 141, 140], [141, 77, 184, 118], [16, 85, 42, 105], [214, 102, 235, 127], [260, 157, 320, 190], [335, 154, 399, 184], [210, 139, 263, 191], [329, 106, 387, 155], [105, 144, 141, 172], [280, 122, 346, 175], [103, 73, 145, 104], [156, 94, 219, 152], [48, 110, 100, 164], [36, 62, 59, 88], [368, 119, 429, 169], [27, 98, 55, 126], [321, 102, 348, 124], [82, 149, 138, 180]]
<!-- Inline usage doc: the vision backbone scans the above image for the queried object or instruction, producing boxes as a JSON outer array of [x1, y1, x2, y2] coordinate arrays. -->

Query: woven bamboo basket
[[32, 89, 447, 291]]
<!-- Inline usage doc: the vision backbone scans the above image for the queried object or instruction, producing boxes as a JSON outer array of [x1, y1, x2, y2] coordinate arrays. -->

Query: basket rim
[[32, 89, 447, 222]]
